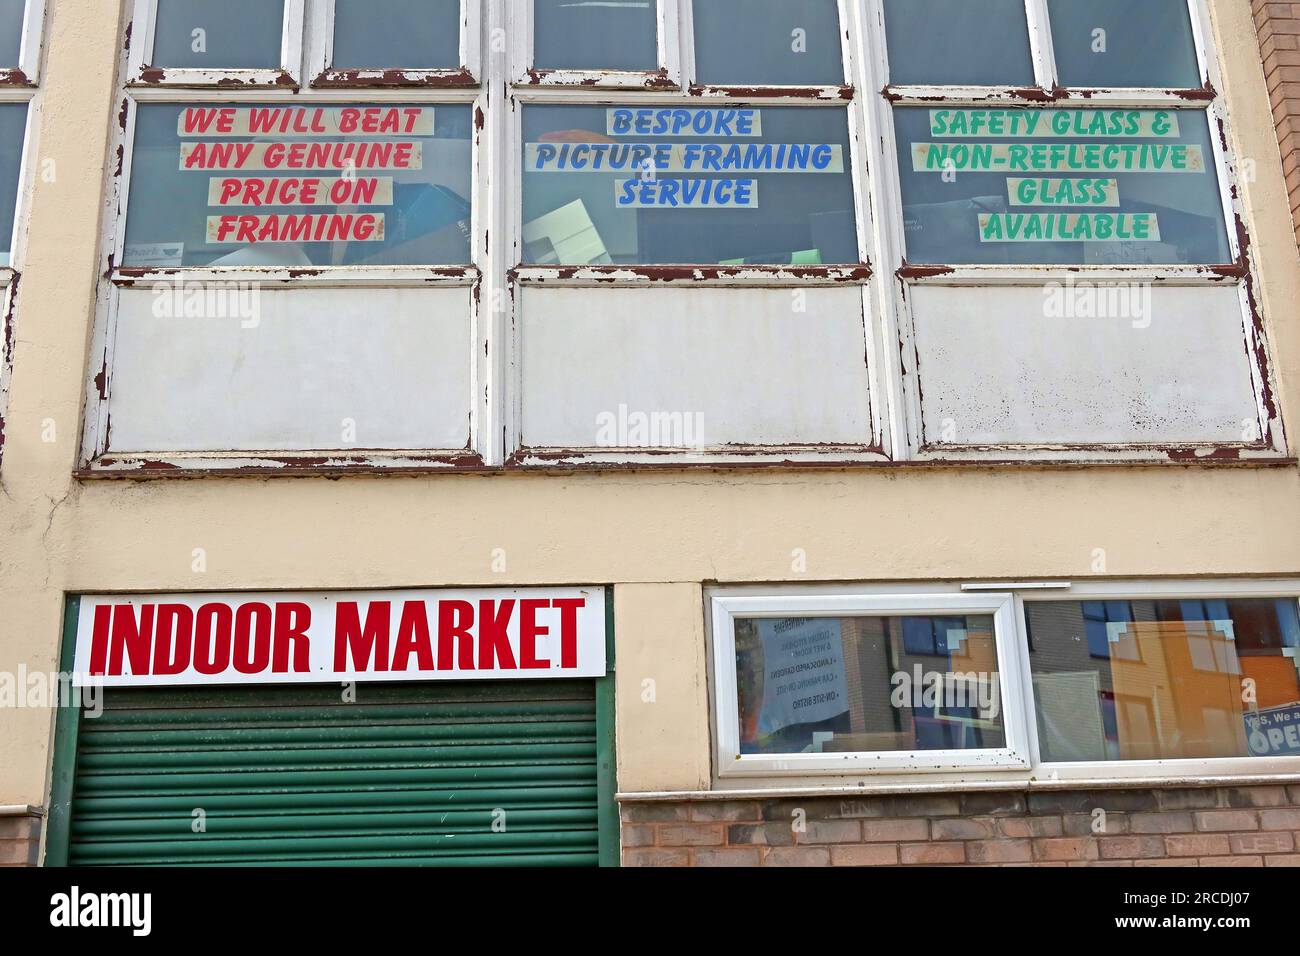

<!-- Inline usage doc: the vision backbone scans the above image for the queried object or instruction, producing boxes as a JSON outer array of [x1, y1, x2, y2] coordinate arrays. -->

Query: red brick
[[689, 801, 762, 822], [1194, 810, 1259, 832], [800, 820, 863, 844], [1127, 812, 1194, 834], [692, 848, 762, 867], [932, 817, 996, 840], [1265, 853, 1300, 866], [1165, 834, 1231, 857], [1033, 837, 1099, 862], [901, 842, 965, 865], [1259, 808, 1300, 829], [764, 846, 832, 867], [829, 844, 900, 867], [861, 818, 929, 842], [1199, 855, 1264, 867], [1099, 836, 1166, 859], [624, 848, 689, 867], [621, 825, 655, 848], [965, 840, 1033, 864], [0, 841, 35, 866], [998, 816, 1063, 838], [656, 824, 724, 847], [1229, 831, 1294, 854], [621, 803, 689, 824]]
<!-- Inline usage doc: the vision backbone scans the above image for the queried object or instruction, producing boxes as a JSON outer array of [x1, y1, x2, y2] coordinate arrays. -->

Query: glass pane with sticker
[[884, 0, 1034, 86], [0, 103, 26, 264], [734, 615, 1007, 756], [693, 0, 843, 86], [1048, 0, 1201, 89], [151, 0, 285, 70], [1026, 598, 1300, 761], [0, 0, 26, 68], [533, 0, 657, 72], [893, 106, 1231, 265], [521, 105, 858, 265], [123, 103, 473, 267], [332, 0, 462, 71]]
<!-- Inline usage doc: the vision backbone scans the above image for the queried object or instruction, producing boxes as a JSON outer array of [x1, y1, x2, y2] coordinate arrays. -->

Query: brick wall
[[621, 785, 1300, 866], [1256, 0, 1300, 244], [0, 814, 41, 867]]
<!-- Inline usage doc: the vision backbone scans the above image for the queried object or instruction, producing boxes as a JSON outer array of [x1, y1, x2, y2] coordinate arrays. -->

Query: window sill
[[74, 451, 1299, 479], [619, 771, 1300, 803]]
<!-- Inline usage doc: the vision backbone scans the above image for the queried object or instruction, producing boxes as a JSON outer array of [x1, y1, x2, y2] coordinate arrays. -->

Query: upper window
[[692, 0, 843, 87], [1045, 0, 1200, 89], [150, 0, 286, 70], [883, 0, 1034, 86], [532, 0, 657, 73], [330, 0, 461, 71]]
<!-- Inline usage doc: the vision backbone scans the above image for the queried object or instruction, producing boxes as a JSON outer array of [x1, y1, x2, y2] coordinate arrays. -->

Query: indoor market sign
[[911, 108, 1204, 244]]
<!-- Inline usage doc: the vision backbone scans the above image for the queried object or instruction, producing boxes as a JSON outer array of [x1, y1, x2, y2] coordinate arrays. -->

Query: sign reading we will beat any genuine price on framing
[[72, 587, 607, 688], [176, 105, 435, 246]]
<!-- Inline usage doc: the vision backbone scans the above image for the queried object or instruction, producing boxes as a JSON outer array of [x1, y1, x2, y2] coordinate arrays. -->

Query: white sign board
[[73, 587, 607, 688]]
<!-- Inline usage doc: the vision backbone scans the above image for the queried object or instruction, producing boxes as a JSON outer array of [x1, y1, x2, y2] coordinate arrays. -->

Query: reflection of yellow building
[[1109, 621, 1300, 759]]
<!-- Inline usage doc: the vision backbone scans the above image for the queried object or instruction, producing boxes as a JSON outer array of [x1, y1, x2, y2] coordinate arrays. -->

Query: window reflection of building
[[1026, 599, 1300, 762]]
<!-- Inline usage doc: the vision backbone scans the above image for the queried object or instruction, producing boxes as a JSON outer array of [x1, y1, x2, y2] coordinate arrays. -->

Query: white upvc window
[[709, 580, 1300, 786], [82, 1, 1286, 475]]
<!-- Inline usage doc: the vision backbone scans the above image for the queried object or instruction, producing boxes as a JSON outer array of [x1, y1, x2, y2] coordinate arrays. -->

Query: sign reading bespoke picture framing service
[[73, 587, 607, 688], [521, 104, 859, 265]]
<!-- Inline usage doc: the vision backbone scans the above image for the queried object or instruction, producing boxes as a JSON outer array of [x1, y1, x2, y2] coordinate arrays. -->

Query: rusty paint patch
[[314, 67, 477, 89], [897, 263, 956, 280], [690, 84, 854, 101]]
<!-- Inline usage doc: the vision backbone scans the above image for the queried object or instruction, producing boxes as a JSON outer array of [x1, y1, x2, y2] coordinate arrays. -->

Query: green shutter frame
[[49, 590, 619, 867]]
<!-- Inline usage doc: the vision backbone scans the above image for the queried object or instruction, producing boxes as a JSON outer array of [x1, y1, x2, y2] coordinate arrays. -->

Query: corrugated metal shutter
[[67, 680, 600, 866]]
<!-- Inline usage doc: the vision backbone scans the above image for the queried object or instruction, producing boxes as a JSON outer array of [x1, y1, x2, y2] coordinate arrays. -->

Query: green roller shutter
[[64, 680, 606, 866]]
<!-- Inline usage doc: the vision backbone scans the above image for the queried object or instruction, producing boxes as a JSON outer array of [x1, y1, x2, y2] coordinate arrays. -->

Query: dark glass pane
[[693, 0, 842, 86], [0, 103, 25, 263], [1048, 0, 1200, 89], [152, 0, 285, 70], [533, 0, 656, 71], [735, 615, 1005, 755], [884, 0, 1033, 86], [0, 0, 26, 67], [333, 0, 462, 70]]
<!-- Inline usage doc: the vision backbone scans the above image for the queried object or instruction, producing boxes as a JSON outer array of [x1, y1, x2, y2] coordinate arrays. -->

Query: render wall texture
[[0, 0, 1298, 832]]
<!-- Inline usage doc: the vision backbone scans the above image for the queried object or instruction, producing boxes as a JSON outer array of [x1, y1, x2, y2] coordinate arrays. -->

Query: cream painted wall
[[0, 0, 1299, 808]]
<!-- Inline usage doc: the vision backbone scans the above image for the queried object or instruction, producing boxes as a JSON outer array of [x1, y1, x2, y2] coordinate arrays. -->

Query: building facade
[[4, 0, 1300, 867]]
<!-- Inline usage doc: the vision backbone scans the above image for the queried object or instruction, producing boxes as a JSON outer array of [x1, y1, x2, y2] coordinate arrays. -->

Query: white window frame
[[308, 0, 481, 88], [859, 0, 1287, 463], [506, 0, 888, 468], [0, 0, 44, 470], [126, 0, 307, 88], [709, 590, 1030, 776], [707, 580, 1300, 789], [81, 0, 487, 475]]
